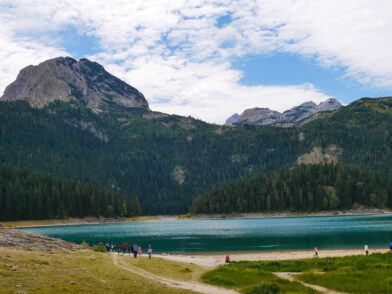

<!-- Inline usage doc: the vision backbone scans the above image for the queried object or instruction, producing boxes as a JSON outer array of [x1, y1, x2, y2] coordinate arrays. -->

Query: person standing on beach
[[365, 244, 369, 256], [314, 246, 318, 257], [133, 244, 138, 258], [148, 244, 152, 259], [122, 243, 126, 254], [138, 245, 142, 256]]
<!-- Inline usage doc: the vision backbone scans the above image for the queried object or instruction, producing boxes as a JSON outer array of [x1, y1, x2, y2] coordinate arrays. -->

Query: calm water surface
[[22, 214, 392, 253]]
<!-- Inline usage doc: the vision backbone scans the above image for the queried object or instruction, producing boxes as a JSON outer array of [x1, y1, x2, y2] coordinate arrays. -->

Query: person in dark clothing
[[133, 244, 138, 258]]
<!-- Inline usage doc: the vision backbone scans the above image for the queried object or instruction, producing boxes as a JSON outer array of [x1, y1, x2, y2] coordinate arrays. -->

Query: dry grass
[[0, 248, 194, 294], [119, 254, 206, 282]]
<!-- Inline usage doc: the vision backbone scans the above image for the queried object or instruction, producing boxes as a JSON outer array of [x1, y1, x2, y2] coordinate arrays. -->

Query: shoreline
[[158, 248, 391, 268], [2, 208, 391, 228]]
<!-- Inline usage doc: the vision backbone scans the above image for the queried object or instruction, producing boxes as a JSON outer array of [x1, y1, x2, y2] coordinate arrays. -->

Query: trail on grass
[[274, 272, 348, 294], [111, 253, 238, 294]]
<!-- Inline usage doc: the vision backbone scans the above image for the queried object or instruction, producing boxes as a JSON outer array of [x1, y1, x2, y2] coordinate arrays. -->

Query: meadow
[[202, 252, 392, 293]]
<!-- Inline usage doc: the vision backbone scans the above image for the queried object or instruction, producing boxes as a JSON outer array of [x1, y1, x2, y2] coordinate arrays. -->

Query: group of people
[[105, 243, 153, 259]]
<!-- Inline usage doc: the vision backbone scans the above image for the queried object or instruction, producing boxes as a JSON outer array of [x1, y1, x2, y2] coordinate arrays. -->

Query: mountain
[[225, 113, 240, 125], [0, 57, 391, 217], [225, 98, 342, 126], [0, 57, 149, 110]]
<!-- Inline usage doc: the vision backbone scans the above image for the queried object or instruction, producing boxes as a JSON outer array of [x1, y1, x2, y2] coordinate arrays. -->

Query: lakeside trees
[[191, 164, 390, 214], [0, 167, 141, 221]]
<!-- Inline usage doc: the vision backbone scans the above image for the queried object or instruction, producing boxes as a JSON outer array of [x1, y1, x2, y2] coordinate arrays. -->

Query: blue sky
[[0, 1, 391, 123], [232, 53, 391, 105]]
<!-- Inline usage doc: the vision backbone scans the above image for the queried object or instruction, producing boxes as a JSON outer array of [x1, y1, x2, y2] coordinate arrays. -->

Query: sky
[[0, 0, 391, 124]]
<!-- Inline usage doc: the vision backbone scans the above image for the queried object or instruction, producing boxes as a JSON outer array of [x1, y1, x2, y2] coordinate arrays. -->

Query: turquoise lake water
[[22, 214, 392, 253]]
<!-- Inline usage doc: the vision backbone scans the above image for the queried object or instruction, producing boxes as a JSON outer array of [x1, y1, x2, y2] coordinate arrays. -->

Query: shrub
[[92, 243, 106, 252]]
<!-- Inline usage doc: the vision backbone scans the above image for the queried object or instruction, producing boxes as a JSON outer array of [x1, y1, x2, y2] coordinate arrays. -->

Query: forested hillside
[[1, 97, 392, 216], [0, 167, 141, 221], [191, 164, 390, 214], [0, 100, 308, 214]]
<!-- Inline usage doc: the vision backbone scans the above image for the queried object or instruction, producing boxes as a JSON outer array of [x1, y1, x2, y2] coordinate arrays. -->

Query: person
[[110, 243, 114, 252], [117, 245, 120, 254], [122, 243, 126, 254], [105, 243, 110, 252], [148, 244, 152, 259], [138, 245, 142, 256], [225, 255, 230, 263], [133, 244, 138, 258], [390, 242, 392, 252], [365, 244, 369, 256], [314, 246, 318, 257]]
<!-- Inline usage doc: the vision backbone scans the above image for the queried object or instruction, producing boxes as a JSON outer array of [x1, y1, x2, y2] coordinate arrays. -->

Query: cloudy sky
[[0, 0, 391, 123]]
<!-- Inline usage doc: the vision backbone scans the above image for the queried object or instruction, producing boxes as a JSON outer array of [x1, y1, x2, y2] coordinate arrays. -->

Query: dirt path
[[111, 254, 238, 294], [274, 272, 347, 294]]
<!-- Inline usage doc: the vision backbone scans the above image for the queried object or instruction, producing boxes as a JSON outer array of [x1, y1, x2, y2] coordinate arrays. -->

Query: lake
[[21, 214, 392, 253]]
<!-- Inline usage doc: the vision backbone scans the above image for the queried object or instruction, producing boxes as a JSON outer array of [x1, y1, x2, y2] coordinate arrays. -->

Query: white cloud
[[0, 0, 391, 123]]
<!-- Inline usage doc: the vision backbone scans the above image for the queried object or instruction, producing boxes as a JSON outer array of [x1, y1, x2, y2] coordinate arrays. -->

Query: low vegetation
[[202, 252, 392, 293]]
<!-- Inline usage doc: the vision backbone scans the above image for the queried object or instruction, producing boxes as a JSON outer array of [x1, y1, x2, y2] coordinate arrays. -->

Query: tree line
[[191, 163, 390, 214], [0, 167, 141, 221]]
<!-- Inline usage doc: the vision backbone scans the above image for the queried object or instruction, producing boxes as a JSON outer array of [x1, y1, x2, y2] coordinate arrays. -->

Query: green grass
[[0, 248, 194, 293], [119, 255, 205, 282], [202, 252, 392, 293], [202, 263, 316, 293]]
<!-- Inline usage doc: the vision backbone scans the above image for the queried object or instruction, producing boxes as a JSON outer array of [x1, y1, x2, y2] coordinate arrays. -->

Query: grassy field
[[202, 252, 392, 293], [202, 263, 316, 294], [119, 254, 205, 282], [0, 248, 196, 294]]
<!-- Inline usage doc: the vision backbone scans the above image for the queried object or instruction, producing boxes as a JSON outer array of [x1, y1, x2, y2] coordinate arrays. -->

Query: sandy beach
[[159, 248, 390, 268]]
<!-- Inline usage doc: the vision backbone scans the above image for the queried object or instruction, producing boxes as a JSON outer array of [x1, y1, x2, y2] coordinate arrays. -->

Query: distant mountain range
[[225, 98, 342, 126], [0, 56, 391, 217]]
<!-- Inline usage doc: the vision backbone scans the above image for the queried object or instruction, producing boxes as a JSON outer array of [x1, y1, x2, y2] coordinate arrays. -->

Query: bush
[[92, 243, 106, 252], [81, 241, 89, 248], [247, 282, 280, 294]]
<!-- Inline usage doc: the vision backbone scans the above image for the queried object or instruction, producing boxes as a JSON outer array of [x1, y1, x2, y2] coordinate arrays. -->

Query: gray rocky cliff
[[0, 57, 149, 110], [227, 98, 342, 126], [225, 113, 240, 125]]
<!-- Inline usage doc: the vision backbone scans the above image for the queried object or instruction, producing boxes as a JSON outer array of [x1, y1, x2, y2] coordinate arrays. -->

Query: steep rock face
[[225, 113, 240, 125], [0, 57, 149, 110], [228, 98, 342, 126], [282, 101, 318, 122], [236, 107, 284, 125], [318, 98, 342, 111]]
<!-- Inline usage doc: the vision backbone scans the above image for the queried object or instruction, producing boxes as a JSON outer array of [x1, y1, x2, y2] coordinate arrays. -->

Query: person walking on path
[[314, 246, 318, 257], [365, 244, 369, 256], [138, 245, 142, 256], [148, 244, 152, 259]]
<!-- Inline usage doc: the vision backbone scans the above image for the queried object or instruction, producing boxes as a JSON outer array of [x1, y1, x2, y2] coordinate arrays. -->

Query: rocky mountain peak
[[317, 98, 342, 111], [0, 56, 149, 110], [226, 98, 342, 126], [225, 113, 240, 125]]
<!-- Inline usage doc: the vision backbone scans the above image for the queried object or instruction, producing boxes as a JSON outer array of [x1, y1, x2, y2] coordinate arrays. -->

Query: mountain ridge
[[225, 98, 342, 126]]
